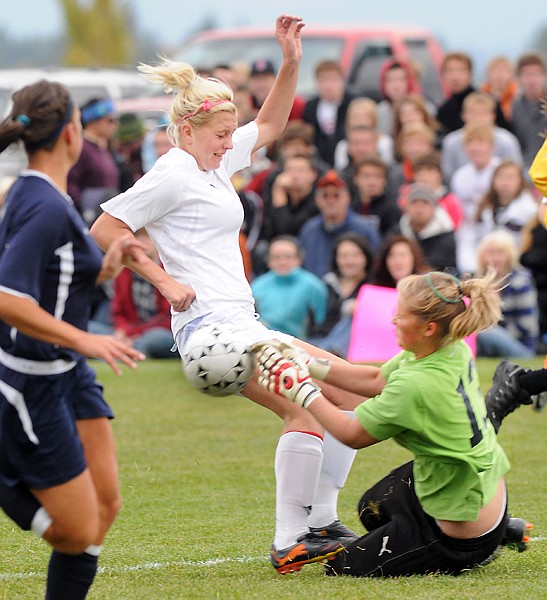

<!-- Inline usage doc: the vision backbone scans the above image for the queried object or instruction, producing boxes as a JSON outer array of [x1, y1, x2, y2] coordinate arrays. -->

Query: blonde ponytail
[[138, 58, 235, 145], [397, 270, 502, 343]]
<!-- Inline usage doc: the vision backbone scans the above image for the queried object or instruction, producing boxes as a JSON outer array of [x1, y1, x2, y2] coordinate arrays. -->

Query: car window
[[405, 38, 444, 106], [299, 38, 346, 97], [177, 36, 345, 98], [178, 37, 279, 71], [346, 41, 393, 101]]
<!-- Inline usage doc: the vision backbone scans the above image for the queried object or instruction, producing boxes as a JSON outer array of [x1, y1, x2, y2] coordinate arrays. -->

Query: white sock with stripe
[[273, 430, 323, 550], [308, 412, 357, 529]]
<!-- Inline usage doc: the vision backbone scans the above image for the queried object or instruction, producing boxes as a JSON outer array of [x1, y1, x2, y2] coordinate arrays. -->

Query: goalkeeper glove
[[252, 339, 331, 380], [253, 342, 321, 409]]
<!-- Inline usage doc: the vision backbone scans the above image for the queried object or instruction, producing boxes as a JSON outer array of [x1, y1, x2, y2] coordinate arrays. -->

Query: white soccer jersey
[[101, 121, 258, 337]]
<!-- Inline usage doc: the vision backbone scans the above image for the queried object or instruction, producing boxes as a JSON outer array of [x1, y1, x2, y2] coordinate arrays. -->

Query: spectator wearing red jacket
[[111, 230, 175, 358]]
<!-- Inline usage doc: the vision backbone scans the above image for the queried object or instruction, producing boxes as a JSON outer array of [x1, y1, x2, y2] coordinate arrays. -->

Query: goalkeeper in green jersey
[[254, 270, 531, 576]]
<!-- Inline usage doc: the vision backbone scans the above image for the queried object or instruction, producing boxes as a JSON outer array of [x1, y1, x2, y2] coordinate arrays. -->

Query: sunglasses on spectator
[[319, 191, 343, 199]]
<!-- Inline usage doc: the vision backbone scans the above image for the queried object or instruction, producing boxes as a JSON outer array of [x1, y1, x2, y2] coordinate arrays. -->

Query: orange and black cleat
[[502, 516, 533, 552], [270, 533, 346, 574]]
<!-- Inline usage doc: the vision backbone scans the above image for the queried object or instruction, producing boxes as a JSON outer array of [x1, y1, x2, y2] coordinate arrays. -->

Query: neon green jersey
[[529, 136, 547, 198], [355, 341, 510, 521]]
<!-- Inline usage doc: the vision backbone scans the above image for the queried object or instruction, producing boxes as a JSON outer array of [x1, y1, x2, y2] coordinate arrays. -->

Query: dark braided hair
[[0, 80, 72, 154]]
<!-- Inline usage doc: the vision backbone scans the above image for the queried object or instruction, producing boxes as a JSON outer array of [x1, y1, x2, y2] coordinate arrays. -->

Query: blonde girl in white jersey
[[91, 15, 381, 574]]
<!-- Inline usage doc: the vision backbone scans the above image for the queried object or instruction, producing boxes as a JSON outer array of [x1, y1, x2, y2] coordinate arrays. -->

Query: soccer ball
[[181, 324, 255, 397]]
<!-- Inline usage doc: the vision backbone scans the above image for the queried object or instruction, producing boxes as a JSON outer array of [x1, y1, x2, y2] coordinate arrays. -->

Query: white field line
[[0, 555, 266, 581], [1, 537, 546, 582]]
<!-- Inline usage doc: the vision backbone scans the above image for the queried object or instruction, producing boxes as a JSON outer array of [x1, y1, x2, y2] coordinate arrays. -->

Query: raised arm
[[253, 14, 305, 151]]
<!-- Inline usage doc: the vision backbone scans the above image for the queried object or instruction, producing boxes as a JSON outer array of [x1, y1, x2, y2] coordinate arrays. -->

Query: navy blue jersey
[[0, 172, 103, 362]]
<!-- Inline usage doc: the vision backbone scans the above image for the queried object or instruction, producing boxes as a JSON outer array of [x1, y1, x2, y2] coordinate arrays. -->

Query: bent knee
[[47, 519, 100, 554], [102, 495, 122, 525]]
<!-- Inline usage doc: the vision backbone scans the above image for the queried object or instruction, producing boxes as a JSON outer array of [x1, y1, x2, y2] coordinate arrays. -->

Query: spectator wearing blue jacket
[[251, 236, 327, 339], [298, 170, 380, 277]]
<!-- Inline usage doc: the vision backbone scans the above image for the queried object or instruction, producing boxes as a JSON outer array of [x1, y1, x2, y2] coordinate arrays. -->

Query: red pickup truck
[[175, 24, 446, 104]]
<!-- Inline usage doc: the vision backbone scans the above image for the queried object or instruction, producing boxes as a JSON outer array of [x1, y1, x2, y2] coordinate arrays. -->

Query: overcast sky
[[2, 0, 546, 74]]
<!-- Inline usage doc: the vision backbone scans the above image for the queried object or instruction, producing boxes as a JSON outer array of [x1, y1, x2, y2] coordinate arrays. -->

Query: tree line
[[0, 0, 216, 69], [0, 0, 546, 71]]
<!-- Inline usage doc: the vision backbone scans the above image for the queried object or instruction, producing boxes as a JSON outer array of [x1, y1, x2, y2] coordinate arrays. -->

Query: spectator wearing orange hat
[[298, 170, 380, 277]]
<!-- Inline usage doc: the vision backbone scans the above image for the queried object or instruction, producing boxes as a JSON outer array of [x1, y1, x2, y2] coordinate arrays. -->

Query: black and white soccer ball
[[181, 324, 255, 397]]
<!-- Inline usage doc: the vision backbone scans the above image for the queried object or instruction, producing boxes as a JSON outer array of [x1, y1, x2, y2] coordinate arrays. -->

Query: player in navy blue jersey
[[0, 80, 145, 600]]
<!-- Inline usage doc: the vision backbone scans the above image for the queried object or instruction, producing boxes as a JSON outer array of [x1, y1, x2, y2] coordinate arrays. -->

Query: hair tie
[[15, 114, 31, 127], [175, 98, 232, 125], [425, 272, 464, 304]]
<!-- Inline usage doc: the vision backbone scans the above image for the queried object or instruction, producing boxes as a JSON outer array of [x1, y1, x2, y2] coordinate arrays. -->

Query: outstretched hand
[[275, 14, 305, 64], [252, 341, 321, 408], [74, 332, 146, 376]]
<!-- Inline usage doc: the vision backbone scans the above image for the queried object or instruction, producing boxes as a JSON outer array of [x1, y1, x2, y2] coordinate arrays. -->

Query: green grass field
[[0, 357, 546, 599]]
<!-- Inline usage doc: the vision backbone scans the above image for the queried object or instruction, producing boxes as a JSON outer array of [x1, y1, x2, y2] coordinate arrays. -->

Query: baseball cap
[[80, 98, 116, 127], [250, 59, 276, 76], [316, 170, 347, 190], [407, 183, 437, 205], [115, 112, 145, 143]]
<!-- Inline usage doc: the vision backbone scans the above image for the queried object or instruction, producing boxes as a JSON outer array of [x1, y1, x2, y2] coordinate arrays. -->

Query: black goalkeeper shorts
[[327, 461, 506, 577]]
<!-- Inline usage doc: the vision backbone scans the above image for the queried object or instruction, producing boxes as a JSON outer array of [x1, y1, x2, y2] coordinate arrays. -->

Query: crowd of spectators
[[225, 50, 547, 358], [3, 48, 543, 360]]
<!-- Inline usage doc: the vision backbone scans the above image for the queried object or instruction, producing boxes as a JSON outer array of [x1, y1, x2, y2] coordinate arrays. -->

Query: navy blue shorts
[[0, 358, 114, 490]]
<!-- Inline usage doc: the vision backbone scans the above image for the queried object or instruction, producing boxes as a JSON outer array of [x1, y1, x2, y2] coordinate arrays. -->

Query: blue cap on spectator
[[81, 98, 115, 126]]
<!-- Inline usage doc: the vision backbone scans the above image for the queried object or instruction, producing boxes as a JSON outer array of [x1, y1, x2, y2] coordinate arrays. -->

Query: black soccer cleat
[[532, 391, 546, 412], [309, 520, 359, 543], [270, 533, 345, 574], [485, 360, 532, 433], [502, 516, 533, 553]]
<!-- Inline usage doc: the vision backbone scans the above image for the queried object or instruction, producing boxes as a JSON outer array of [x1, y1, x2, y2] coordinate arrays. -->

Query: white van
[[0, 67, 159, 116], [0, 68, 160, 178]]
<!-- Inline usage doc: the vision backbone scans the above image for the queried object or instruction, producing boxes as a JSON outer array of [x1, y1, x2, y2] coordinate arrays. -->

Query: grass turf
[[0, 357, 545, 599]]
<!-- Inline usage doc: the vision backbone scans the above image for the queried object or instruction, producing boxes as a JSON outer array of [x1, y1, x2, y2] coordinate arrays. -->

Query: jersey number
[[457, 379, 483, 448], [53, 242, 75, 320]]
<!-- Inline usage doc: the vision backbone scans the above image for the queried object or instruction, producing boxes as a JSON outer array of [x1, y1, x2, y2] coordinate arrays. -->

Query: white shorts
[[174, 309, 294, 356]]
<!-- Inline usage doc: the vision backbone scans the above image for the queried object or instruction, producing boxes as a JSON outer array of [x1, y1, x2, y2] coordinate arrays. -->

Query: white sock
[[273, 431, 324, 550], [308, 411, 357, 529], [30, 507, 53, 538], [84, 544, 102, 557]]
